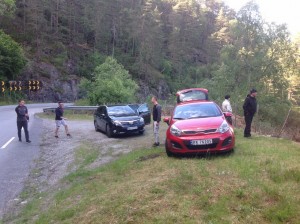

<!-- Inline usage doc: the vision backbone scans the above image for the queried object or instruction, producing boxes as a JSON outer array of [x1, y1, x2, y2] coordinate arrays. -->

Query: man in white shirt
[[222, 95, 232, 112], [222, 95, 232, 125]]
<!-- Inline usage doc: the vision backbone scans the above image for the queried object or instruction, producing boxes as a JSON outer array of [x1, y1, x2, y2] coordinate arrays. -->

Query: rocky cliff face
[[21, 60, 80, 102], [20, 60, 171, 103]]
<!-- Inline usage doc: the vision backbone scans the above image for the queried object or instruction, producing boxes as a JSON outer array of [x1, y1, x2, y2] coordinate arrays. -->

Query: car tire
[[106, 125, 113, 138], [94, 121, 99, 132], [165, 140, 174, 157], [139, 130, 144, 135]]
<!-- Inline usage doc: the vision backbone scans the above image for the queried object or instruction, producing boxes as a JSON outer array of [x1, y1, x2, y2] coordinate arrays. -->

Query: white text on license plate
[[127, 126, 138, 130], [190, 139, 213, 145]]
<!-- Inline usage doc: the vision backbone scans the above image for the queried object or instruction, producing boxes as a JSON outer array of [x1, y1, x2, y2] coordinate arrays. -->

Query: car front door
[[138, 104, 151, 125]]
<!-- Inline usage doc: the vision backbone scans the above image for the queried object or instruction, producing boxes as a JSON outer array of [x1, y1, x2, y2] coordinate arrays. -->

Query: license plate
[[190, 139, 213, 145], [127, 126, 138, 130]]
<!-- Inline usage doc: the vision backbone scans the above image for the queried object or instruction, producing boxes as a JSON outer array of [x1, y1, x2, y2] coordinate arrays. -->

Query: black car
[[128, 103, 151, 125], [94, 105, 145, 137]]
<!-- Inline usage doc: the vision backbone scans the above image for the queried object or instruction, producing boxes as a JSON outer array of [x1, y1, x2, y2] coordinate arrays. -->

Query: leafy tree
[[80, 57, 138, 105], [0, 30, 26, 80], [0, 0, 15, 16]]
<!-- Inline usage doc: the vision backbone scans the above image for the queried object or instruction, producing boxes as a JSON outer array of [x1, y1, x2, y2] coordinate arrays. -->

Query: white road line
[[1, 137, 15, 149]]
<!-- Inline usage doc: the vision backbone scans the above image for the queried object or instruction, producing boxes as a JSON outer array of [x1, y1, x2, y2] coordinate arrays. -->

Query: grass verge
[[4, 130, 300, 224], [36, 111, 93, 121]]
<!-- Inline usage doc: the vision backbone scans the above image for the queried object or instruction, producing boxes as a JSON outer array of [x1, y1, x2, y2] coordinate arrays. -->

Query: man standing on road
[[55, 101, 71, 138], [243, 89, 257, 138], [15, 99, 31, 143], [151, 96, 162, 147], [222, 95, 233, 125]]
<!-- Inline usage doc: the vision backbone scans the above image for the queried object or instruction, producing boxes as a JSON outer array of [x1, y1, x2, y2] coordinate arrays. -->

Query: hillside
[[0, 0, 299, 106]]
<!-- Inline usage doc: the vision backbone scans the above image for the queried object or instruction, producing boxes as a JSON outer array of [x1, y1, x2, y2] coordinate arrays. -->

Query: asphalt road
[[0, 103, 59, 218]]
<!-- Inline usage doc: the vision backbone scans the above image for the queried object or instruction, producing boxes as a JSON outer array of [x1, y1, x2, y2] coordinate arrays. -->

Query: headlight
[[139, 117, 144, 123], [112, 120, 122, 126], [218, 120, 230, 133], [170, 124, 182, 136]]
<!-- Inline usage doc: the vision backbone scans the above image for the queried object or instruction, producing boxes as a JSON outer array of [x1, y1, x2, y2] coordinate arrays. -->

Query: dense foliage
[[0, 29, 26, 81], [0, 0, 299, 122], [79, 57, 138, 105]]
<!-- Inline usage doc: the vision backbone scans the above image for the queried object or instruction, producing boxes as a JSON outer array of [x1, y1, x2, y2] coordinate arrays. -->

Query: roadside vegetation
[[6, 129, 300, 224], [36, 111, 93, 121]]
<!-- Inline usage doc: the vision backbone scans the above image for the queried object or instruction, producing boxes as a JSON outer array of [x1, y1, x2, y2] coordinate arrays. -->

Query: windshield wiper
[[173, 117, 185, 120]]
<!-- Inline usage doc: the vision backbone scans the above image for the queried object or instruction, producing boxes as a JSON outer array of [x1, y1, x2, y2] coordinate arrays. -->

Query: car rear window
[[107, 106, 136, 117], [173, 103, 222, 119], [177, 89, 208, 103]]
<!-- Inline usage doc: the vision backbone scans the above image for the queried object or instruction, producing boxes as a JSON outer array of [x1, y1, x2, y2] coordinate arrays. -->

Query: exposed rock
[[20, 61, 80, 102]]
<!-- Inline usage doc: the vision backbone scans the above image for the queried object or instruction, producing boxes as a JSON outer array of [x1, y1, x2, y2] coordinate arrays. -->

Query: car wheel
[[139, 130, 144, 135], [94, 121, 99, 132], [165, 140, 174, 157], [106, 125, 113, 138]]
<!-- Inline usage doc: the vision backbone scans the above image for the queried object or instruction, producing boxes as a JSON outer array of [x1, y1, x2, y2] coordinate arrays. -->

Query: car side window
[[103, 107, 108, 116], [96, 107, 102, 115], [138, 104, 149, 113]]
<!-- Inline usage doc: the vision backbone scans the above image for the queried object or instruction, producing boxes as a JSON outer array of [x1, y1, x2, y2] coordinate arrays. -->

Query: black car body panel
[[128, 103, 151, 125], [94, 105, 145, 137]]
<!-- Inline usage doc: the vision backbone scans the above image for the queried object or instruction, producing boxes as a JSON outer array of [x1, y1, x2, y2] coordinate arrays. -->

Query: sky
[[223, 0, 300, 37]]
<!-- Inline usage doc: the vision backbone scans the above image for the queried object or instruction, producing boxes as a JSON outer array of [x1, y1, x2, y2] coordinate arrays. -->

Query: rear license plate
[[190, 139, 213, 145], [127, 126, 138, 130]]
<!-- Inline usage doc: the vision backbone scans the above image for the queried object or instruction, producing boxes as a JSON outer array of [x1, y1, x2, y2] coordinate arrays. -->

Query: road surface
[[0, 103, 59, 218]]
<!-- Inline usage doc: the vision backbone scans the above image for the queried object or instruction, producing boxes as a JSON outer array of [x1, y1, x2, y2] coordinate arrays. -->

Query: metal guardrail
[[43, 106, 98, 112]]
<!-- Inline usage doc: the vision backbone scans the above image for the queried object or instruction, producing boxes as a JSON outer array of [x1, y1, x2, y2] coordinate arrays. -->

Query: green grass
[[36, 111, 93, 121], [4, 130, 300, 223]]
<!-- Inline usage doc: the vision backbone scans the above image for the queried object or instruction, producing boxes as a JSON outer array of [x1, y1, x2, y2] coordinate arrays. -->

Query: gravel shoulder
[[3, 117, 166, 221]]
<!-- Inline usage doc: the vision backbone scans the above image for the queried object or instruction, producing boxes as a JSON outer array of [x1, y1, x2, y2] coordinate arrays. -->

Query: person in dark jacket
[[54, 102, 71, 138], [15, 99, 31, 143], [151, 96, 162, 147], [243, 89, 257, 137]]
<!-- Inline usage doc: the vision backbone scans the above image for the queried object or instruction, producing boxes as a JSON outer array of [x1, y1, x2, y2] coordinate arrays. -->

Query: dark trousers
[[17, 121, 29, 141], [225, 117, 232, 125], [244, 114, 254, 137]]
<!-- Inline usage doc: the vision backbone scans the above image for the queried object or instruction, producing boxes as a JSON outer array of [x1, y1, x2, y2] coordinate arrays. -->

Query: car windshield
[[107, 106, 136, 117], [128, 104, 139, 112], [173, 103, 222, 119], [178, 90, 207, 103]]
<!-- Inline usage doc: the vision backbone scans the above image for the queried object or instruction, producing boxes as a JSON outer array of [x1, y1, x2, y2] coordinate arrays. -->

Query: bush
[[0, 29, 26, 80], [79, 57, 138, 105]]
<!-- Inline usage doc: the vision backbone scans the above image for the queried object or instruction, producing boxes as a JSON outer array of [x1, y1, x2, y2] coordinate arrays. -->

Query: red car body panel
[[165, 101, 235, 155]]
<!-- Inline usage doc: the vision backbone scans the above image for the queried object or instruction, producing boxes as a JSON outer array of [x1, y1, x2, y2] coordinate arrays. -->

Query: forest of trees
[[0, 0, 300, 123]]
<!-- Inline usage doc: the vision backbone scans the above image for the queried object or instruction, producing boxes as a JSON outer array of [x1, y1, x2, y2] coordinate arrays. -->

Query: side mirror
[[223, 112, 232, 117], [163, 117, 170, 125]]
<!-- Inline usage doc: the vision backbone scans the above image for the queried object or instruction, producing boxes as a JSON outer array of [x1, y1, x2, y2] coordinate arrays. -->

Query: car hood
[[110, 115, 140, 121], [172, 116, 224, 130]]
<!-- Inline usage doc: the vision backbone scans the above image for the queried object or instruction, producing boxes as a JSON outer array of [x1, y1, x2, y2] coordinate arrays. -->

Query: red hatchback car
[[164, 101, 235, 157]]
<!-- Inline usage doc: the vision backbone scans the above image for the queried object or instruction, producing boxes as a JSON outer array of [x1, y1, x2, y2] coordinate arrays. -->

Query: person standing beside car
[[151, 96, 162, 147], [222, 95, 233, 125], [243, 89, 257, 138], [15, 99, 31, 143]]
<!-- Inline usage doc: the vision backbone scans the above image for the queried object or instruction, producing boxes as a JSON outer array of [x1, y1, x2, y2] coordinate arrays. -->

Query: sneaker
[[55, 136, 59, 138], [67, 134, 71, 137], [19, 139, 22, 142], [26, 140, 31, 143]]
